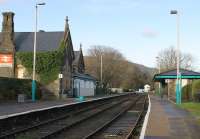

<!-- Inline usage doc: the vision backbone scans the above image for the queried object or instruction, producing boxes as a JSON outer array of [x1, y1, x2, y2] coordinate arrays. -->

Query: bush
[[123, 88, 129, 92], [192, 80, 200, 95], [95, 83, 111, 95], [0, 77, 42, 101], [194, 93, 200, 102], [182, 84, 192, 101]]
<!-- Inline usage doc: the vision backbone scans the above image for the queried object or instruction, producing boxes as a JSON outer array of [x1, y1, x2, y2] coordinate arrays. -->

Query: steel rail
[[125, 95, 147, 139], [40, 97, 131, 139], [83, 95, 146, 139]]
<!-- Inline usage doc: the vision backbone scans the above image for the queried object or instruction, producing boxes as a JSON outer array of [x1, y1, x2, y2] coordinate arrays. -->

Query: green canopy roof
[[154, 69, 200, 82]]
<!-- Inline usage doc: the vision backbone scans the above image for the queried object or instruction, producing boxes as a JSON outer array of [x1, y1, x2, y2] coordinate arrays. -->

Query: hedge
[[182, 84, 192, 101], [0, 77, 41, 101], [192, 80, 200, 95], [182, 80, 200, 102]]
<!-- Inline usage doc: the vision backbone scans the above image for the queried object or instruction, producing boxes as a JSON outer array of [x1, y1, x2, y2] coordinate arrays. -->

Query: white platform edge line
[[0, 94, 128, 120], [0, 101, 79, 120], [139, 94, 151, 139]]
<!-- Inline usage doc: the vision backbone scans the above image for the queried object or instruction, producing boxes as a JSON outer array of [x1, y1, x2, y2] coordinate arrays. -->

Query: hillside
[[131, 62, 156, 77]]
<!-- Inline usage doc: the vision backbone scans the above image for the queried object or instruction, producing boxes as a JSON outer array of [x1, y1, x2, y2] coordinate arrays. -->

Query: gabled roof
[[0, 32, 64, 52], [73, 51, 80, 65], [154, 69, 200, 81]]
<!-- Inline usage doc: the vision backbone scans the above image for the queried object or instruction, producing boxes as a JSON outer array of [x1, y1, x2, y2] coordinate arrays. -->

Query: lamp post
[[32, 2, 46, 102], [156, 56, 161, 95], [170, 10, 181, 104]]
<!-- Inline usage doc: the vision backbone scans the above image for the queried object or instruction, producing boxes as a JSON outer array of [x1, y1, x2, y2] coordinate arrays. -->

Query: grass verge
[[178, 102, 200, 124]]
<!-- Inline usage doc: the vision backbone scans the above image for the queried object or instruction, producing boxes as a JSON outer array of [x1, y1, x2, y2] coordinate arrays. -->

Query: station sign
[[58, 73, 63, 79], [0, 54, 13, 67]]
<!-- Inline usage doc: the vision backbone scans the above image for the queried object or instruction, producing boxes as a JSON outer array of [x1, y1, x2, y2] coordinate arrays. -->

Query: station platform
[[145, 95, 200, 139], [0, 94, 122, 119], [0, 97, 92, 119]]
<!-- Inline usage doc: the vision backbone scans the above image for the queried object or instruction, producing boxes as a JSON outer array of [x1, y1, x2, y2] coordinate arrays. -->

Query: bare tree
[[85, 45, 127, 88], [157, 46, 194, 71], [121, 62, 153, 90], [85, 45, 154, 91]]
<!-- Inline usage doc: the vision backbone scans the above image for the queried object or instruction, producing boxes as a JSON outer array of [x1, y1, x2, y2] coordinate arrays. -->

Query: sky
[[0, 0, 200, 69]]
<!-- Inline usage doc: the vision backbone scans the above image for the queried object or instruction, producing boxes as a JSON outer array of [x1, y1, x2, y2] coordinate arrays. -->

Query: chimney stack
[[1, 12, 15, 52], [0, 12, 15, 78]]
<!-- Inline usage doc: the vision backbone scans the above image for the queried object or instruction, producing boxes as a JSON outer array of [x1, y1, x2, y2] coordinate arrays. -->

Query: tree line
[[84, 45, 154, 91]]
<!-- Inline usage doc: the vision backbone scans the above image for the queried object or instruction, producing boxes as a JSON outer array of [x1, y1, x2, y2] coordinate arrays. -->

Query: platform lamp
[[32, 2, 46, 102], [170, 10, 181, 104]]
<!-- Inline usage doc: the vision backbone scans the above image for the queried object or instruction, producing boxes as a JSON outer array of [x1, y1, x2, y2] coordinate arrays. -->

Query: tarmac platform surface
[[0, 98, 90, 119], [145, 95, 200, 139]]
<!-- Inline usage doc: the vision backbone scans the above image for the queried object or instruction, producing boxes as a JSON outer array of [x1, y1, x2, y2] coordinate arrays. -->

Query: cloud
[[142, 28, 159, 38]]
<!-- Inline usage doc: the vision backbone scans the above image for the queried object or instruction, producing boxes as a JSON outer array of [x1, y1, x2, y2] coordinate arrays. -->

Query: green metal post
[[32, 80, 36, 102], [180, 76, 182, 104], [176, 78, 182, 104], [176, 80, 180, 104]]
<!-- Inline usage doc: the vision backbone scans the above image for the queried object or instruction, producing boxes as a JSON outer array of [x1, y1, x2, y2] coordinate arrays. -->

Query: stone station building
[[0, 12, 96, 99]]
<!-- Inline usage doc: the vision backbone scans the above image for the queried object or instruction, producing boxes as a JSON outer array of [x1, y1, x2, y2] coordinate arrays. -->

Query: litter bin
[[18, 94, 26, 103]]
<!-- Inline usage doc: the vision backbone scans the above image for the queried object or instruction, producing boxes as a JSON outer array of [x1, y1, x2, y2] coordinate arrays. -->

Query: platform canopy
[[154, 69, 200, 82]]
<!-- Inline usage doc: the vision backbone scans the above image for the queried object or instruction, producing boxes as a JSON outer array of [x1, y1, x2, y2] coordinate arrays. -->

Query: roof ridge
[[158, 68, 200, 75]]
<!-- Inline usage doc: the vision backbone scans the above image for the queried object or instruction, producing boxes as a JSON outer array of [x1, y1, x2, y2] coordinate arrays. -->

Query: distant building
[[144, 84, 150, 93], [111, 88, 123, 93], [0, 12, 96, 98]]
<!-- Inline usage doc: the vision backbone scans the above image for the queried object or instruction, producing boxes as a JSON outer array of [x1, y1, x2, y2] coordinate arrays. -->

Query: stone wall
[[0, 67, 14, 77], [43, 79, 60, 99]]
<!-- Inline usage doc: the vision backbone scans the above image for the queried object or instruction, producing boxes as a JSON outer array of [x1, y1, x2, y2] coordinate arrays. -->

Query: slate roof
[[156, 69, 200, 76], [0, 32, 64, 52], [73, 73, 96, 81]]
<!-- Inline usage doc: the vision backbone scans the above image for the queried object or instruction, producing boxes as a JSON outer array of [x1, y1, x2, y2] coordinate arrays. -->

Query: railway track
[[17, 96, 130, 139], [85, 95, 147, 139], [51, 94, 146, 139], [0, 93, 136, 139]]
